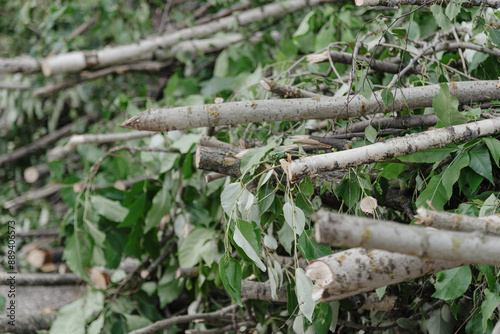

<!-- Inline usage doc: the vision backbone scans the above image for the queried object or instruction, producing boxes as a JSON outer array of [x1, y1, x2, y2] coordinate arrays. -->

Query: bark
[[333, 114, 440, 135], [355, 0, 500, 8], [312, 209, 500, 266], [40, 0, 340, 76], [196, 145, 242, 179], [416, 207, 500, 236], [282, 117, 500, 181], [119, 80, 500, 132], [305, 247, 466, 303], [260, 78, 323, 98], [4, 184, 63, 211], [431, 41, 500, 60], [322, 51, 417, 75], [240, 280, 288, 302], [0, 273, 81, 286]]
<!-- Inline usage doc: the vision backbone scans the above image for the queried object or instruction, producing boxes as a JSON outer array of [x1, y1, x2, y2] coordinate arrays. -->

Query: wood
[[305, 247, 466, 302], [282, 118, 500, 181], [313, 209, 500, 266], [120, 81, 500, 132]]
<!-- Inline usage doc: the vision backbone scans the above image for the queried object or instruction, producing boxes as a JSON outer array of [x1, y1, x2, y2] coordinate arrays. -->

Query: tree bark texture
[[40, 0, 340, 76], [120, 81, 500, 132], [305, 247, 466, 303], [416, 207, 500, 236], [282, 117, 500, 181], [355, 0, 500, 8], [312, 209, 500, 266]]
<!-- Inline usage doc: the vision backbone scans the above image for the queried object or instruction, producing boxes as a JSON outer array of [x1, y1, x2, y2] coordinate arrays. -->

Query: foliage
[[1, 0, 500, 333]]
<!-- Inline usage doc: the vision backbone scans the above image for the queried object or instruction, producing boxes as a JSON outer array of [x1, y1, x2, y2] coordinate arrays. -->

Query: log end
[[354, 0, 365, 6]]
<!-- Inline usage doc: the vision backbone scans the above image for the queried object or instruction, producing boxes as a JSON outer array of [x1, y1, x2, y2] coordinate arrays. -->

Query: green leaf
[[376, 286, 387, 300], [293, 10, 315, 38], [441, 152, 469, 198], [214, 49, 229, 77], [356, 77, 373, 101], [313, 302, 333, 334], [378, 162, 405, 179], [158, 262, 184, 307], [432, 83, 467, 126], [432, 266, 472, 300], [240, 141, 276, 175], [416, 174, 448, 210], [299, 177, 314, 197], [469, 144, 494, 184], [445, 0, 463, 21], [283, 202, 305, 236], [297, 231, 332, 261], [479, 193, 498, 217], [119, 194, 146, 228], [484, 137, 500, 167], [221, 182, 242, 217], [296, 268, 315, 322], [87, 314, 104, 334], [365, 125, 377, 143], [178, 228, 216, 268], [477, 265, 496, 292], [490, 28, 500, 47], [431, 4, 452, 32], [123, 314, 153, 332], [170, 133, 202, 154], [49, 299, 86, 334], [278, 222, 295, 255], [399, 146, 457, 163], [481, 289, 500, 331], [84, 219, 106, 248], [64, 233, 91, 280], [219, 254, 242, 306], [233, 226, 266, 271], [90, 195, 129, 223], [144, 181, 172, 233], [268, 260, 283, 301], [381, 88, 394, 106]]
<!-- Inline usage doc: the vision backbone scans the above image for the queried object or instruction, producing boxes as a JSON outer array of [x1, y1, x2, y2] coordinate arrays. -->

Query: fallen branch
[[281, 117, 500, 181], [0, 56, 40, 73], [41, 0, 339, 76], [120, 81, 500, 132], [355, 0, 500, 8], [240, 280, 288, 302], [306, 247, 466, 303], [416, 207, 500, 236], [333, 114, 440, 135], [260, 78, 323, 98], [312, 209, 500, 266]]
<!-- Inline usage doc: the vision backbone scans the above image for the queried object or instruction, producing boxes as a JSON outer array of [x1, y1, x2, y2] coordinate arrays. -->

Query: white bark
[[355, 0, 500, 8], [306, 248, 465, 303], [312, 209, 500, 266], [41, 0, 338, 76], [120, 80, 500, 131], [282, 117, 500, 181], [416, 207, 500, 236]]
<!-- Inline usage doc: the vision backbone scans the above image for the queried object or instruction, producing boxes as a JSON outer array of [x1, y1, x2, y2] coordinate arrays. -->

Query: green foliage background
[[1, 0, 500, 333]]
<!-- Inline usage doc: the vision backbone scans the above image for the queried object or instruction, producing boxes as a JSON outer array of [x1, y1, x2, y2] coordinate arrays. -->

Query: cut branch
[[312, 209, 500, 266], [40, 0, 340, 76], [0, 273, 81, 286], [306, 247, 466, 303], [282, 118, 500, 181], [333, 114, 440, 135], [120, 81, 500, 131]]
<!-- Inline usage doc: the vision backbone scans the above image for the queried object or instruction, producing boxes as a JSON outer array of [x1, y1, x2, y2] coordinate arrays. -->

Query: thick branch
[[241, 280, 288, 302], [120, 81, 500, 131], [282, 118, 500, 181], [312, 209, 500, 266], [4, 184, 63, 211], [40, 0, 340, 76], [306, 247, 465, 303], [416, 207, 500, 236]]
